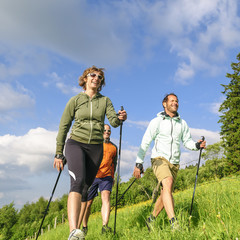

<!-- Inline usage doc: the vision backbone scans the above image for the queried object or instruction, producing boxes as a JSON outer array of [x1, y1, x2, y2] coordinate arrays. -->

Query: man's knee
[[161, 177, 174, 190], [101, 190, 110, 202]]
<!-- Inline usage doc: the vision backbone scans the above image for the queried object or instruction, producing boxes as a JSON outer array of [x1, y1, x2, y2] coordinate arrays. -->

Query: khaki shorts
[[151, 157, 179, 191]]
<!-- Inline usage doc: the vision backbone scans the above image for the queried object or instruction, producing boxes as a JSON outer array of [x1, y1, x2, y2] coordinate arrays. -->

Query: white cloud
[[174, 62, 195, 84], [0, 0, 239, 85], [118, 146, 152, 182], [0, 192, 4, 199], [0, 45, 51, 80], [0, 127, 57, 173], [0, 128, 60, 208], [0, 0, 131, 68], [180, 151, 201, 168], [209, 102, 221, 115], [201, 96, 225, 115], [0, 83, 35, 111], [143, 0, 240, 83], [178, 128, 220, 168], [127, 119, 150, 129], [189, 127, 220, 145], [46, 72, 80, 95]]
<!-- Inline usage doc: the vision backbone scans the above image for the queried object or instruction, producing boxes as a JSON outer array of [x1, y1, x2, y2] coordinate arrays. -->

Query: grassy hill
[[38, 176, 240, 240]]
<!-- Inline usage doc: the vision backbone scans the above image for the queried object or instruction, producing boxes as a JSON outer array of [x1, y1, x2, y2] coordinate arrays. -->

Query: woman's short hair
[[79, 65, 106, 92]]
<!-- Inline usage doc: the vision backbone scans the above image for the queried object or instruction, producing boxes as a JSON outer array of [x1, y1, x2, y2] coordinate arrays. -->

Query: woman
[[53, 66, 127, 240]]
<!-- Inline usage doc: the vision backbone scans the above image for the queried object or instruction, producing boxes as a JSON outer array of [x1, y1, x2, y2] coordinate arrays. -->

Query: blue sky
[[0, 0, 240, 210]]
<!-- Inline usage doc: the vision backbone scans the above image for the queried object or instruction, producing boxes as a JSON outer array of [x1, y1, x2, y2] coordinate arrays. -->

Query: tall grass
[[38, 177, 240, 240]]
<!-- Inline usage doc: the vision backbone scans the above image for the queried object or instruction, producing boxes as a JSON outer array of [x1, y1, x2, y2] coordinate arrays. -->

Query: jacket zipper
[[169, 118, 173, 161], [88, 100, 93, 144]]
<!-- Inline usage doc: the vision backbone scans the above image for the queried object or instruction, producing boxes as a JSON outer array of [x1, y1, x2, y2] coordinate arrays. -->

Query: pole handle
[[119, 106, 124, 124], [200, 136, 205, 150]]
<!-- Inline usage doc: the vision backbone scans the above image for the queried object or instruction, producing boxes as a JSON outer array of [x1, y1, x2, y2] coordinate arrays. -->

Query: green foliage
[[38, 177, 240, 240], [0, 202, 18, 240], [218, 52, 240, 174], [113, 168, 158, 207], [0, 195, 69, 240], [201, 141, 226, 179], [89, 168, 157, 214]]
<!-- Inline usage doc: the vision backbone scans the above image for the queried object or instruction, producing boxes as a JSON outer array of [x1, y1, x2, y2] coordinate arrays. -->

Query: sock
[[169, 217, 177, 224]]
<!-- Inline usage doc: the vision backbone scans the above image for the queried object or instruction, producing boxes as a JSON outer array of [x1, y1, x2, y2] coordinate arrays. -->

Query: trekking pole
[[111, 179, 136, 212], [36, 157, 66, 240], [189, 136, 205, 217], [111, 169, 143, 211], [114, 106, 124, 235]]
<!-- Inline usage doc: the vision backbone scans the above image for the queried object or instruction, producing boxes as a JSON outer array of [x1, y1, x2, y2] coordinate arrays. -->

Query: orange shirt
[[95, 141, 117, 179]]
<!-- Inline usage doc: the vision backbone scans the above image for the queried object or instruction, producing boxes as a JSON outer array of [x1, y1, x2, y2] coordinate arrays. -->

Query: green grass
[[38, 177, 240, 240]]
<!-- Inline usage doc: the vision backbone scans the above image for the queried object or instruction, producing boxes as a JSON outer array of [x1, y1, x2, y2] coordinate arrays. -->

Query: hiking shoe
[[146, 214, 155, 232], [102, 225, 112, 234], [169, 217, 180, 231], [171, 221, 180, 231], [68, 229, 85, 240], [81, 226, 88, 236]]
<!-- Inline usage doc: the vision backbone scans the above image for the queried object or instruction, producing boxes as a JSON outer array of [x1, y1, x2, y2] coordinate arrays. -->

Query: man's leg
[[161, 176, 175, 219], [101, 190, 111, 226], [82, 199, 93, 227], [152, 193, 164, 218], [79, 178, 99, 230], [78, 201, 87, 228]]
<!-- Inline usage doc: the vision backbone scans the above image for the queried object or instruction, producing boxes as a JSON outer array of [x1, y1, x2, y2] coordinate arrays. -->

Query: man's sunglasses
[[87, 73, 103, 80], [104, 129, 111, 133]]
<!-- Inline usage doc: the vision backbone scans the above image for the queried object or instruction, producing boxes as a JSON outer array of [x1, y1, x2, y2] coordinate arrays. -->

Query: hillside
[[37, 176, 240, 240]]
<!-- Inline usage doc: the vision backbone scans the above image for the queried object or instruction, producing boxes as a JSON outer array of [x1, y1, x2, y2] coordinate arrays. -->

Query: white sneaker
[[68, 229, 85, 240]]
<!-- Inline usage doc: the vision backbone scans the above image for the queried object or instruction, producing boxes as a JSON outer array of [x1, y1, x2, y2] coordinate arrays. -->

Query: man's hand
[[133, 166, 144, 179], [198, 139, 206, 149]]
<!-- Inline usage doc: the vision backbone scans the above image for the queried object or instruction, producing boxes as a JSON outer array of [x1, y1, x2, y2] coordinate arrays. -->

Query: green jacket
[[56, 92, 121, 154]]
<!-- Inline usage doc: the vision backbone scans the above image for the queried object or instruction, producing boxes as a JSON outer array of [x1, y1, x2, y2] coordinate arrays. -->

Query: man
[[133, 93, 206, 230], [79, 124, 117, 235]]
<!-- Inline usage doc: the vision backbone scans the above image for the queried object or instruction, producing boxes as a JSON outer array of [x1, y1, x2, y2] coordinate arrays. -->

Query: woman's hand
[[118, 109, 127, 121], [53, 158, 64, 171]]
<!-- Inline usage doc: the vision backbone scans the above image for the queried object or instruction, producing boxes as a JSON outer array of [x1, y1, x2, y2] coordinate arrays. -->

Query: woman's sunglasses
[[87, 73, 103, 80]]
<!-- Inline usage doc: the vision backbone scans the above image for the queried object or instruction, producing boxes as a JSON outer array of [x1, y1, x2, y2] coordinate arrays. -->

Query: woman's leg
[[81, 143, 103, 202], [77, 143, 103, 229], [68, 192, 82, 232], [65, 139, 86, 232]]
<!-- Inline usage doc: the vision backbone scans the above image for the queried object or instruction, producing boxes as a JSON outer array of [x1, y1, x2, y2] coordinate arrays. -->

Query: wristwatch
[[55, 154, 65, 160], [136, 163, 143, 171], [54, 154, 67, 165]]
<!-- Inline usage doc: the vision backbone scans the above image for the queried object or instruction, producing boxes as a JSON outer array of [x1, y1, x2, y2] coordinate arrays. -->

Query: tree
[[218, 53, 240, 174], [202, 141, 226, 178], [0, 203, 18, 240]]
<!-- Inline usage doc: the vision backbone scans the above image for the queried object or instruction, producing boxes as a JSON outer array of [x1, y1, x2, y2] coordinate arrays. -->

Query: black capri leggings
[[65, 138, 103, 201]]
